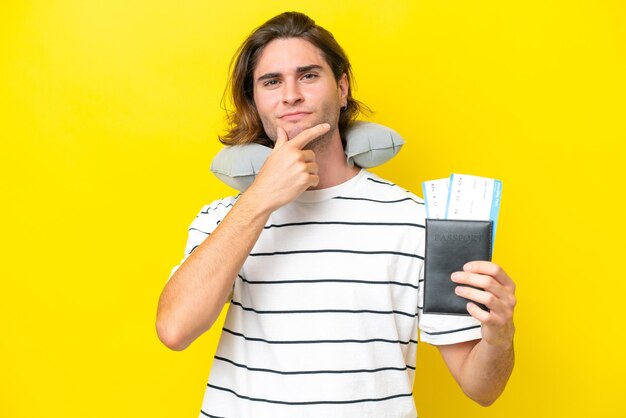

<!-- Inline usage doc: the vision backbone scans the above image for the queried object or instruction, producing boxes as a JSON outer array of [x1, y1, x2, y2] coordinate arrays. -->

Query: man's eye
[[302, 73, 318, 80], [264, 79, 279, 87]]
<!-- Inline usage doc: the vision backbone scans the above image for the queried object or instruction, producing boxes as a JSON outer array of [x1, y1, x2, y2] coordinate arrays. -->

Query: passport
[[423, 219, 493, 315]]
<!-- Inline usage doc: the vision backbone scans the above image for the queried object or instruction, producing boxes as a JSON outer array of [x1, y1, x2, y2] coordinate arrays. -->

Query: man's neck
[[307, 132, 361, 190]]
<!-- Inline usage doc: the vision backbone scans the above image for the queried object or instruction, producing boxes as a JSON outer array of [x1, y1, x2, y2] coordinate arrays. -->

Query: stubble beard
[[300, 126, 335, 153], [261, 101, 341, 153]]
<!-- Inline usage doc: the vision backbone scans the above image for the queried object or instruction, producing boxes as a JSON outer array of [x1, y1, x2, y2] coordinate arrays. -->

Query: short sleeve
[[167, 196, 239, 282], [417, 267, 483, 345]]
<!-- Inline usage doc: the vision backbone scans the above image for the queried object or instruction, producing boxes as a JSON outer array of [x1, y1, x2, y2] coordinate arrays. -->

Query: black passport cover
[[423, 219, 493, 315]]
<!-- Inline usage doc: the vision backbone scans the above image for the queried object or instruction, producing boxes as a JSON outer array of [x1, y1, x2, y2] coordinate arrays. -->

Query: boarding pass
[[422, 174, 502, 248]]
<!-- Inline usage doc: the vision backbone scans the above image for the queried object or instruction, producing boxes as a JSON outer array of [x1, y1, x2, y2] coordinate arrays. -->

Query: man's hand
[[246, 123, 330, 212], [435, 261, 516, 405], [451, 261, 517, 349]]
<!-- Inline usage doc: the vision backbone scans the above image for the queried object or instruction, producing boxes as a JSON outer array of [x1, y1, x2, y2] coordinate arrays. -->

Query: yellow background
[[1, 1, 624, 417]]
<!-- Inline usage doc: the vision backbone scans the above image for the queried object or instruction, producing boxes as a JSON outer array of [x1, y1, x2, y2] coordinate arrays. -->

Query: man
[[156, 11, 516, 418]]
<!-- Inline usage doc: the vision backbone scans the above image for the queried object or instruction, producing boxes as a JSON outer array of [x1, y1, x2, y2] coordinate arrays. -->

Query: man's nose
[[282, 78, 303, 105]]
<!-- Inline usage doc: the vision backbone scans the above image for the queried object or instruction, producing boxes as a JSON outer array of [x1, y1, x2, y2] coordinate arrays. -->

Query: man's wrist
[[238, 186, 276, 219], [482, 327, 515, 353]]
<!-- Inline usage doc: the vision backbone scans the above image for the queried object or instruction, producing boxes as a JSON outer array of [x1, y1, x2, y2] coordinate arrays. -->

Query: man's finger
[[302, 150, 316, 162], [306, 162, 318, 175], [466, 302, 490, 323], [455, 285, 500, 310], [451, 272, 509, 300], [463, 261, 515, 290], [275, 127, 288, 148], [289, 123, 331, 149]]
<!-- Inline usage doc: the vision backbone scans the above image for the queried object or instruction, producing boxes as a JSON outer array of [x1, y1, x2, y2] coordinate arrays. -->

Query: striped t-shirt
[[170, 168, 481, 418]]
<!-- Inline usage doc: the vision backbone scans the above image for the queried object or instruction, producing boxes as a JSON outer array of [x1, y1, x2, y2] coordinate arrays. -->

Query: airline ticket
[[421, 177, 449, 219], [422, 173, 502, 248]]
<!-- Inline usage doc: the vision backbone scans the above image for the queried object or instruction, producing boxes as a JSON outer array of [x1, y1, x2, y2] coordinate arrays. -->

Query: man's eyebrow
[[296, 64, 323, 73], [256, 64, 324, 83], [257, 72, 281, 82]]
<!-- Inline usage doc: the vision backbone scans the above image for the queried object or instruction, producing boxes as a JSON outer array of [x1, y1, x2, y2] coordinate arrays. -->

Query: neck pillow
[[210, 121, 404, 191]]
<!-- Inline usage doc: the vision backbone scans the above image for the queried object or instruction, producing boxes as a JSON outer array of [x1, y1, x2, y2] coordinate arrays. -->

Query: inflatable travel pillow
[[210, 121, 404, 191]]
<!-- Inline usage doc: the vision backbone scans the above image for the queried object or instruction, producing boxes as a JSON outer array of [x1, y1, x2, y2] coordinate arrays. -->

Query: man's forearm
[[155, 123, 329, 351], [156, 192, 271, 351], [441, 262, 517, 405], [457, 339, 515, 406]]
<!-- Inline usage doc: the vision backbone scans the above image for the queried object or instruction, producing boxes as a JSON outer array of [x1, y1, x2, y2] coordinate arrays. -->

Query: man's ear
[[338, 73, 349, 105]]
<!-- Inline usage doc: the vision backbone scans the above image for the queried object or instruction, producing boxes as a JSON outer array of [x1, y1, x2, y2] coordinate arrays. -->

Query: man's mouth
[[280, 111, 311, 121]]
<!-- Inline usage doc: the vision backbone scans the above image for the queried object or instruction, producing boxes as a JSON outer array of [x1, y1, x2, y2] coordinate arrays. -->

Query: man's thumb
[[274, 127, 288, 148]]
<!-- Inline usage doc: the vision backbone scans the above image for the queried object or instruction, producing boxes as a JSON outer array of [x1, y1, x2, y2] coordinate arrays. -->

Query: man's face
[[252, 37, 348, 149]]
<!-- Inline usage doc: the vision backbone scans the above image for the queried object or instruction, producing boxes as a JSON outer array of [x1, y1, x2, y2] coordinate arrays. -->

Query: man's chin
[[285, 123, 309, 139]]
